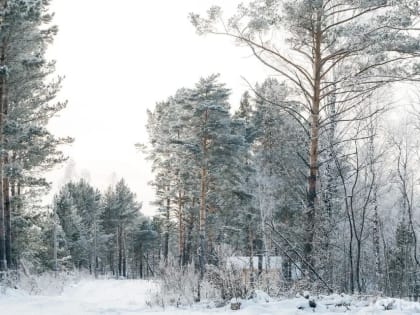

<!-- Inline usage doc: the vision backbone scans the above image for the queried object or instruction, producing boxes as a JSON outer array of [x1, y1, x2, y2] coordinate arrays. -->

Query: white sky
[[46, 0, 270, 215]]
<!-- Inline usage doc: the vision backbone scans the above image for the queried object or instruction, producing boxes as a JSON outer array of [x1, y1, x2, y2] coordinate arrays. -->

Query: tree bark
[[0, 2, 9, 273], [183, 206, 194, 265], [139, 245, 143, 279], [10, 155, 15, 267], [347, 211, 355, 294], [118, 226, 122, 277], [93, 218, 98, 278], [163, 196, 170, 265], [178, 190, 184, 266], [355, 239, 362, 293], [3, 76, 10, 268], [53, 205, 58, 274], [369, 123, 382, 292], [122, 230, 126, 277], [199, 109, 209, 283], [372, 189, 381, 289], [199, 165, 207, 278], [197, 109, 209, 302], [2, 163, 8, 268], [248, 226, 254, 288], [257, 238, 263, 276], [304, 11, 322, 273], [0, 14, 6, 271]]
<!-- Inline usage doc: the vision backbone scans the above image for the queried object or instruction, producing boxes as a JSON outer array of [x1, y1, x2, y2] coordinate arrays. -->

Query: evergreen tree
[[231, 91, 259, 283], [251, 78, 306, 275], [191, 0, 420, 278], [145, 75, 248, 292], [0, 0, 70, 271], [100, 179, 141, 277], [53, 183, 85, 270], [158, 75, 246, 287]]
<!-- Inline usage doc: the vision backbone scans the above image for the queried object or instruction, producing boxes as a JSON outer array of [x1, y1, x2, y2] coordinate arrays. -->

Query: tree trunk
[[199, 165, 207, 279], [248, 226, 254, 288], [93, 218, 98, 278], [349, 228, 354, 294], [356, 239, 362, 293], [198, 109, 209, 286], [304, 12, 322, 273], [372, 188, 381, 291], [3, 166, 10, 268], [10, 157, 15, 268], [53, 206, 58, 274], [183, 207, 194, 265], [257, 238, 263, 276], [118, 226, 122, 277], [197, 109, 209, 303], [110, 251, 114, 276], [0, 21, 6, 271], [122, 230, 126, 277], [163, 193, 170, 265], [367, 112, 382, 292], [139, 245, 143, 279], [2, 71, 9, 268], [178, 190, 184, 266]]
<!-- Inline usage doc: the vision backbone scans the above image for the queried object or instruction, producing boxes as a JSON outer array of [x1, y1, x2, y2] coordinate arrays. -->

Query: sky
[[46, 0, 270, 215]]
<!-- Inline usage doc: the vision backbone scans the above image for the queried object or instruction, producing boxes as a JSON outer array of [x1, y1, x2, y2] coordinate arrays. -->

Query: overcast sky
[[45, 0, 270, 215]]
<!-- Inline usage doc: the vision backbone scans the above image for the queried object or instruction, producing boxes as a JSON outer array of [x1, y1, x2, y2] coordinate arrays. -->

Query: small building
[[226, 256, 301, 282]]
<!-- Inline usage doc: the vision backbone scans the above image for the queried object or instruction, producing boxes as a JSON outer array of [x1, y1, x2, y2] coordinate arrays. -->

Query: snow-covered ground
[[1, 279, 158, 315], [1, 279, 420, 315]]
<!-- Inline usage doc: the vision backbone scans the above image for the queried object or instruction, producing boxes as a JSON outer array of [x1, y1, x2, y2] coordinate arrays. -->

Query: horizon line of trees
[[51, 178, 159, 278]]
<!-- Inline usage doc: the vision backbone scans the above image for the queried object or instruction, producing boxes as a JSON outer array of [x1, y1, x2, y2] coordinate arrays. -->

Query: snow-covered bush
[[15, 269, 86, 295], [0, 271, 19, 294], [147, 261, 201, 307], [0, 268, 86, 296], [254, 269, 285, 296], [206, 263, 248, 301]]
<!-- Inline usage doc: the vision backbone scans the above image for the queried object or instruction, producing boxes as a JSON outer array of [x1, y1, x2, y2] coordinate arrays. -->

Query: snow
[[1, 279, 420, 315], [0, 279, 157, 315], [249, 289, 271, 303]]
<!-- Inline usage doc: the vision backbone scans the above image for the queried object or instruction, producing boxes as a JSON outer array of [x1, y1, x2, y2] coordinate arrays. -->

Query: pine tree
[[66, 180, 102, 274], [145, 75, 248, 293], [99, 179, 142, 277], [175, 75, 245, 285], [53, 184, 85, 269], [191, 0, 420, 277], [0, 0, 71, 270]]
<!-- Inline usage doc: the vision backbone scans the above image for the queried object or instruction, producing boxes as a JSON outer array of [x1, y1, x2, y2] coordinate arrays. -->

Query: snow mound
[[292, 293, 420, 314], [371, 298, 420, 313], [249, 289, 271, 303]]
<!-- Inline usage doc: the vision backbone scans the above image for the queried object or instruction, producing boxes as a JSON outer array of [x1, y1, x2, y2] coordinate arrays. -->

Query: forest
[[2, 0, 420, 314]]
